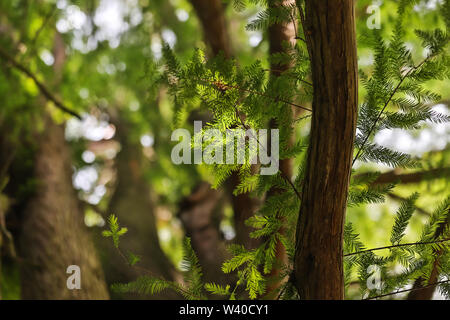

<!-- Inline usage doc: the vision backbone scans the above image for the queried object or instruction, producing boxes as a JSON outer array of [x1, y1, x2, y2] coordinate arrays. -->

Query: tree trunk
[[189, 0, 232, 58], [19, 117, 109, 299], [102, 116, 180, 299], [178, 182, 231, 285], [293, 0, 358, 300], [228, 174, 261, 250], [264, 0, 297, 298], [190, 0, 260, 251], [17, 32, 109, 299], [186, 0, 257, 282]]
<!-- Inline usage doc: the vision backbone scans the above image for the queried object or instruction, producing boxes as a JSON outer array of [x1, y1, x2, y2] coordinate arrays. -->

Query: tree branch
[[352, 55, 434, 166], [198, 77, 312, 112], [408, 204, 450, 299], [370, 168, 450, 185], [344, 237, 450, 257], [0, 46, 81, 119], [233, 105, 301, 200], [364, 279, 450, 300], [387, 192, 430, 216]]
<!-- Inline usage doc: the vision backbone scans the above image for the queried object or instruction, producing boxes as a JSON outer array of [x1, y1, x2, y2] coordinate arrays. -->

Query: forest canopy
[[0, 0, 449, 302]]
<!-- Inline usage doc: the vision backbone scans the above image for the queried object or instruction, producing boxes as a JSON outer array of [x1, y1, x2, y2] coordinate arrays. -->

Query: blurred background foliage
[[0, 0, 448, 299]]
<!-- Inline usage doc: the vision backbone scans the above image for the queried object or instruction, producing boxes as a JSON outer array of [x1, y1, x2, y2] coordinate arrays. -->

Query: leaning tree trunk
[[190, 0, 259, 252], [102, 116, 180, 299], [184, 0, 255, 284], [293, 0, 358, 300], [18, 32, 109, 299], [178, 182, 230, 285], [19, 117, 109, 299]]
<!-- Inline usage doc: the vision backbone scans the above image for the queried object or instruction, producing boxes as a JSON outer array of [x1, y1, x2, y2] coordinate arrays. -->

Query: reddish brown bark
[[293, 0, 358, 299], [17, 32, 109, 299], [264, 0, 297, 298]]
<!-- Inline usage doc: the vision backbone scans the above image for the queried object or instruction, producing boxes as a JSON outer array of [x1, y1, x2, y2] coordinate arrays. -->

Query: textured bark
[[19, 117, 109, 299], [102, 117, 179, 299], [18, 32, 109, 299], [293, 0, 358, 299], [264, 0, 297, 298], [189, 0, 232, 58]]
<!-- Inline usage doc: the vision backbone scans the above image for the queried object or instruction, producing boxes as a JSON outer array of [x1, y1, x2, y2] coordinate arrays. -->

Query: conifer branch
[[387, 192, 430, 216], [275, 273, 294, 300], [364, 279, 450, 300], [352, 55, 433, 166], [113, 239, 205, 300], [30, 6, 57, 48], [262, 69, 312, 86], [356, 167, 450, 185], [233, 105, 301, 200], [0, 46, 81, 119], [296, 1, 312, 56], [408, 201, 450, 299], [198, 77, 312, 112], [288, 7, 299, 41], [344, 237, 450, 257]]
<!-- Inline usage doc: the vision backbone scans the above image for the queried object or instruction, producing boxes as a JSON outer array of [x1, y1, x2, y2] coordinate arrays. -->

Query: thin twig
[[297, 2, 312, 57], [387, 192, 430, 216], [281, 171, 301, 199], [0, 46, 81, 119], [262, 69, 312, 87], [276, 281, 288, 300], [233, 106, 302, 200], [352, 56, 433, 166], [364, 279, 450, 300], [30, 6, 57, 48], [344, 237, 450, 257], [288, 7, 299, 41], [114, 243, 205, 299], [198, 77, 312, 112]]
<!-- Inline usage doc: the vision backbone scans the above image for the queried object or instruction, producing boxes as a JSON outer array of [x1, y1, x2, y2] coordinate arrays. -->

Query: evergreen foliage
[[102, 0, 450, 300]]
